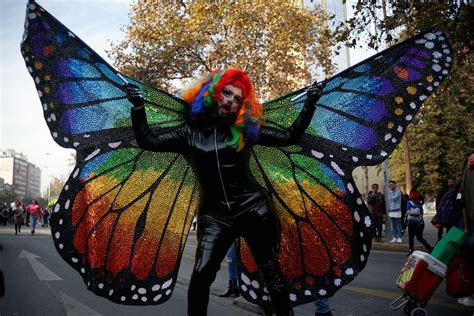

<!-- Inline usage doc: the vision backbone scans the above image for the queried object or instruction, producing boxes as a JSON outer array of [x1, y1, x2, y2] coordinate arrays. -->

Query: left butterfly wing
[[22, 2, 199, 305], [52, 140, 199, 305], [238, 29, 452, 306], [21, 1, 188, 150]]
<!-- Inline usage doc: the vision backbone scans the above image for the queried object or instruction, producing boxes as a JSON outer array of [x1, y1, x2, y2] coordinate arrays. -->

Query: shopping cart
[[390, 251, 447, 315]]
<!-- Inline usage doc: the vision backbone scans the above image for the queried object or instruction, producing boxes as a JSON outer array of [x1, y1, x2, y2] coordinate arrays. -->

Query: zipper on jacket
[[214, 128, 231, 211]]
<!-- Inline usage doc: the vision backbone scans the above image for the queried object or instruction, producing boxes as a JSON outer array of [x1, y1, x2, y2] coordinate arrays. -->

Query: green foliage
[[340, 2, 473, 194]]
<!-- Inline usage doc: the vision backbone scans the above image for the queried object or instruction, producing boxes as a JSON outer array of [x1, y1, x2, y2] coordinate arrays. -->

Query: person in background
[[406, 190, 433, 256], [401, 193, 409, 235], [1, 204, 8, 226], [42, 207, 50, 227], [12, 201, 24, 235], [367, 183, 386, 242], [388, 180, 402, 243], [25, 200, 41, 235], [218, 242, 240, 298], [438, 180, 462, 233], [435, 178, 455, 242], [456, 154, 474, 307]]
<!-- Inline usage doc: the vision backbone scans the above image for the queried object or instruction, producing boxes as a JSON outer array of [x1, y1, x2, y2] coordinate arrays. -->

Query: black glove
[[124, 83, 144, 108], [305, 80, 326, 107]]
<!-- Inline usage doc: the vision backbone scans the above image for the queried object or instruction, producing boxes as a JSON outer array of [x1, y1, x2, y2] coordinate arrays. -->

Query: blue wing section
[[263, 29, 452, 167], [21, 2, 187, 149]]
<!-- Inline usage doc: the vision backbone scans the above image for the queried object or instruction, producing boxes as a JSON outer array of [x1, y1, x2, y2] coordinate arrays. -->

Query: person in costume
[[20, 2, 454, 312], [126, 68, 324, 316]]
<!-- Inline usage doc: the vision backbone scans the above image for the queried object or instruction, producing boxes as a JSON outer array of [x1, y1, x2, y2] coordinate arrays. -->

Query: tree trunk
[[402, 133, 413, 193]]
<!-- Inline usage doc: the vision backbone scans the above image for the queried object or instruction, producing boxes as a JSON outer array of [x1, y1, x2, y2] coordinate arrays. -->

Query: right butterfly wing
[[263, 29, 452, 167], [21, 1, 188, 150], [51, 140, 200, 305]]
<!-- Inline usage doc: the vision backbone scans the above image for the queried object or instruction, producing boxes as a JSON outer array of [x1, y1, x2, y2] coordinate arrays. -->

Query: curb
[[370, 241, 424, 253], [232, 296, 263, 314]]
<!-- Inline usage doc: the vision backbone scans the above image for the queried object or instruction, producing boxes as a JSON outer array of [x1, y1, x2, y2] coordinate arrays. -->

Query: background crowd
[[1, 199, 50, 235]]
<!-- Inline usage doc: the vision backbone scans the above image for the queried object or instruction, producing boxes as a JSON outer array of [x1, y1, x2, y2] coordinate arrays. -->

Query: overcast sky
[[1, 0, 131, 193], [1, 0, 374, 195]]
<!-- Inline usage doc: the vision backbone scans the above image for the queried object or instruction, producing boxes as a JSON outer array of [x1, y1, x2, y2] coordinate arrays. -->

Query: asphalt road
[[0, 225, 472, 316]]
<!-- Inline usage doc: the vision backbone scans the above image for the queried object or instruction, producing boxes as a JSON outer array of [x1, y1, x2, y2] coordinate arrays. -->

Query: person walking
[[12, 201, 24, 235], [367, 183, 386, 242], [218, 242, 240, 298], [388, 180, 403, 243], [25, 200, 41, 235], [406, 191, 433, 256]]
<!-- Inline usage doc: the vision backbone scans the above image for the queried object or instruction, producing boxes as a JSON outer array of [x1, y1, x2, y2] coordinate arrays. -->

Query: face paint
[[217, 84, 243, 117]]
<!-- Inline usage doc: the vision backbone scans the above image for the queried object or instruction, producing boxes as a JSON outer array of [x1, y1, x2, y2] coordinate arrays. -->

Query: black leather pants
[[188, 201, 293, 316]]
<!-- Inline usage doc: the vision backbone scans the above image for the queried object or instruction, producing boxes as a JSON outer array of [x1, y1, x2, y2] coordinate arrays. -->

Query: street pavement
[[0, 220, 472, 316]]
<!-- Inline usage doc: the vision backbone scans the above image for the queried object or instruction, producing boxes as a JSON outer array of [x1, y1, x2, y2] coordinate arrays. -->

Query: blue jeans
[[29, 215, 37, 233], [390, 217, 402, 238], [226, 242, 238, 281], [314, 297, 330, 313]]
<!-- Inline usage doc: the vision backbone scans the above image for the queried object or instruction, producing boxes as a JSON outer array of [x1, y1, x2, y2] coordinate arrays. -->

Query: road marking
[[342, 285, 464, 309], [60, 291, 102, 316], [19, 250, 62, 281]]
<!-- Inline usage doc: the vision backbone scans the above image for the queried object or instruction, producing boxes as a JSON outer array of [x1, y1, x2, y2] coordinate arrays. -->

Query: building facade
[[302, 0, 391, 201], [0, 149, 41, 199], [303, 0, 351, 74]]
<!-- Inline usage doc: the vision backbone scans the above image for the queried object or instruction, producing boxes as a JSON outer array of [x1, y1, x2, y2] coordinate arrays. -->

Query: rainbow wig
[[181, 68, 264, 151]]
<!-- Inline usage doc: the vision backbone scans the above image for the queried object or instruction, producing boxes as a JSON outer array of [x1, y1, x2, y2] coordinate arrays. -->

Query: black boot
[[218, 280, 239, 297]]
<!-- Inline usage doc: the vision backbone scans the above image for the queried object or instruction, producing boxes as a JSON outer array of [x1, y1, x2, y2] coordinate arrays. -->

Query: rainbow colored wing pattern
[[21, 2, 199, 305], [237, 29, 452, 305]]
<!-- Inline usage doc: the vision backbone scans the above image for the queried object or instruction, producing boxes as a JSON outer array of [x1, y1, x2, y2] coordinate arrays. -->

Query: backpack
[[407, 200, 423, 222]]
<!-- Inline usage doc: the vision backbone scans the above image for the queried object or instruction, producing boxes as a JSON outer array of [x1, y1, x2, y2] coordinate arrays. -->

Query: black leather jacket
[[131, 104, 315, 215]]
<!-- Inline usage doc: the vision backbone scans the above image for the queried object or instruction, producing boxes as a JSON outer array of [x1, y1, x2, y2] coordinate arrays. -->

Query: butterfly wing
[[52, 144, 199, 305], [264, 29, 452, 166], [21, 1, 188, 149], [238, 29, 452, 306], [22, 2, 198, 304]]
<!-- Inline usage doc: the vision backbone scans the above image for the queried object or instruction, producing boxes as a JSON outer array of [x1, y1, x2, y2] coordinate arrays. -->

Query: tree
[[109, 0, 336, 99], [0, 190, 16, 205], [336, 1, 473, 194], [49, 176, 66, 199]]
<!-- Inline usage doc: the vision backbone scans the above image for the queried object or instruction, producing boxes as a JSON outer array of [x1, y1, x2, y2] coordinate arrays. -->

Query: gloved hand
[[124, 83, 145, 109], [305, 80, 326, 107]]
